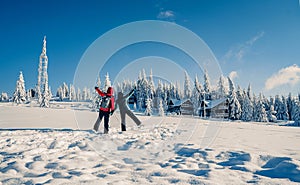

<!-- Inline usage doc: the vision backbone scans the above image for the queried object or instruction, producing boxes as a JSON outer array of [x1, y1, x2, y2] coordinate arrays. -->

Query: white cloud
[[229, 71, 238, 80], [265, 64, 300, 90], [157, 10, 175, 20], [224, 31, 265, 61]]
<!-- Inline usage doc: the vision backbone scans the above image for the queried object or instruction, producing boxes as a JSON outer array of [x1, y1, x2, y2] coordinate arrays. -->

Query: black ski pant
[[120, 108, 141, 131], [93, 110, 110, 133]]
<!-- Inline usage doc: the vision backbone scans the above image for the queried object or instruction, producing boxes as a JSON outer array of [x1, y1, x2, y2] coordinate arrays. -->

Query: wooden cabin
[[199, 98, 229, 118], [167, 99, 194, 115], [180, 99, 194, 115]]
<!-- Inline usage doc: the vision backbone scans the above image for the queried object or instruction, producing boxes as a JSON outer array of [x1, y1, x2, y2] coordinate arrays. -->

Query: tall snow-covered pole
[[37, 36, 50, 107]]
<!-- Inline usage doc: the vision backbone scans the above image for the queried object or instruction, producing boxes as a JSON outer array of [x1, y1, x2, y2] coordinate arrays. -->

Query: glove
[[95, 86, 98, 90], [110, 110, 114, 116]]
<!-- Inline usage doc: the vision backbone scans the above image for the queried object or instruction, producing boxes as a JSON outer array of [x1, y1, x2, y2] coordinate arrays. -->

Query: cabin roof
[[199, 98, 228, 110], [169, 98, 192, 107]]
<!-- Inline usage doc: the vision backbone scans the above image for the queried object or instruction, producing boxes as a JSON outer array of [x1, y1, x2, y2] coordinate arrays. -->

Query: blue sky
[[0, 0, 299, 97]]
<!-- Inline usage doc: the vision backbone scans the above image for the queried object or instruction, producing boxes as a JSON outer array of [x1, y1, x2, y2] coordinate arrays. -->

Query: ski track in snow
[[0, 103, 300, 184]]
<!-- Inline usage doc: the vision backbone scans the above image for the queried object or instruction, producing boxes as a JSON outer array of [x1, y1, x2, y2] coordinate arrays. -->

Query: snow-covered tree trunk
[[144, 97, 152, 116], [158, 99, 165, 116], [13, 71, 27, 104]]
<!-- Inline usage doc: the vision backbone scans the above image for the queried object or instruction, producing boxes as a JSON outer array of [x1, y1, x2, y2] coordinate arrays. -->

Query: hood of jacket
[[107, 87, 113, 96]]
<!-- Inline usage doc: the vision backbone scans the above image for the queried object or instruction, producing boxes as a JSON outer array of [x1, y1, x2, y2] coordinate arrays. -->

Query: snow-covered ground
[[0, 102, 300, 185]]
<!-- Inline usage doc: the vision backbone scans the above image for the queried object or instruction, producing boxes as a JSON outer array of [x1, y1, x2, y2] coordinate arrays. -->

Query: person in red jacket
[[93, 86, 115, 134]]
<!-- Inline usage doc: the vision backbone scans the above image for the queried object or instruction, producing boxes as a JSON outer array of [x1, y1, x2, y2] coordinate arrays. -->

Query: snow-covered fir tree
[[62, 82, 69, 99], [269, 96, 274, 107], [48, 86, 52, 101], [77, 88, 82, 101], [175, 81, 181, 100], [274, 95, 289, 120], [247, 84, 252, 100], [267, 105, 277, 122], [156, 80, 164, 100], [92, 75, 102, 110], [253, 95, 268, 122], [13, 71, 27, 104], [144, 97, 152, 116], [0, 92, 9, 102], [183, 71, 192, 99], [262, 95, 270, 112], [286, 93, 293, 120], [156, 80, 165, 109], [96, 75, 101, 89], [274, 95, 281, 119], [236, 85, 244, 108], [203, 69, 211, 95], [228, 77, 241, 120], [40, 80, 51, 108], [136, 69, 149, 110], [56, 83, 69, 101], [37, 36, 50, 105], [191, 75, 201, 114], [136, 72, 143, 111], [69, 84, 76, 101], [158, 99, 165, 116], [169, 83, 177, 100], [26, 89, 32, 102], [56, 87, 63, 101], [291, 99, 300, 126], [241, 93, 253, 122], [148, 69, 155, 99], [217, 75, 227, 98], [82, 87, 91, 101], [103, 73, 111, 91]]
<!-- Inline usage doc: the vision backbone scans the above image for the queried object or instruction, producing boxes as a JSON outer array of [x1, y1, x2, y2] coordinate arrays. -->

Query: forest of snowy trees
[[1, 69, 300, 126]]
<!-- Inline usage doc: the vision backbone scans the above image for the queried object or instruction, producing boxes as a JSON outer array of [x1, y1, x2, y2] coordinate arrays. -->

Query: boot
[[121, 123, 126, 131]]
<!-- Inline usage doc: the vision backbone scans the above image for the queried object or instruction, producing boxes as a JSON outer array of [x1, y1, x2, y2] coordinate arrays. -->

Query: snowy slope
[[0, 103, 300, 185]]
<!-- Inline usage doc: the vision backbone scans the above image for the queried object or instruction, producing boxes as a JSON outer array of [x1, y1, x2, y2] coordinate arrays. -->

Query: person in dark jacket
[[115, 88, 141, 131], [93, 86, 115, 134]]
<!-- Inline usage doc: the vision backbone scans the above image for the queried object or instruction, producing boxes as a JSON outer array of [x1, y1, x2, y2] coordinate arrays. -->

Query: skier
[[93, 86, 115, 134], [114, 88, 141, 131]]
